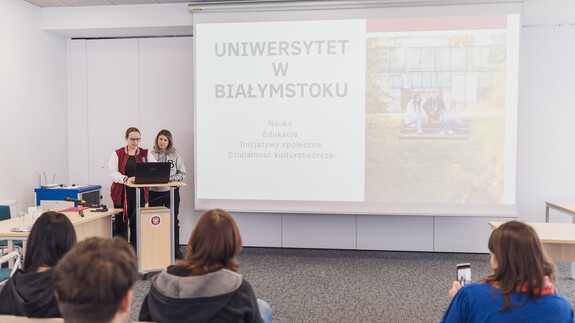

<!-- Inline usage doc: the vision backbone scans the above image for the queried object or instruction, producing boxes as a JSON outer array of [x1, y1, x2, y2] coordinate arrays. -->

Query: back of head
[[54, 237, 138, 323], [24, 211, 77, 272], [180, 209, 242, 275], [486, 221, 555, 307]]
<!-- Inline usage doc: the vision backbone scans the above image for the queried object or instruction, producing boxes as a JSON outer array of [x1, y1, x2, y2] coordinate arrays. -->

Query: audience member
[[441, 221, 574, 322], [54, 237, 138, 323], [0, 211, 76, 318], [139, 208, 273, 323]]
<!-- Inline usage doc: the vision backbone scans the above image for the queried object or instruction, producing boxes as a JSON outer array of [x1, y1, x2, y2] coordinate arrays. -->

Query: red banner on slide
[[367, 15, 508, 33]]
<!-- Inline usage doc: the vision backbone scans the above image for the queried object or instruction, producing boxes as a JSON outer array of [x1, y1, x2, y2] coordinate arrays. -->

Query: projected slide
[[195, 14, 519, 215], [196, 20, 366, 202]]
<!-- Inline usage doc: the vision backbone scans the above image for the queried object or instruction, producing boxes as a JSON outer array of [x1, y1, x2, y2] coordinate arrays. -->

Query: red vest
[[110, 146, 149, 208]]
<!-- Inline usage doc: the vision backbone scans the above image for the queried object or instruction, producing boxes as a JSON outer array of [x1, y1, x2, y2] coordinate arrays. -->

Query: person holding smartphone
[[441, 221, 573, 322], [456, 263, 471, 287], [149, 129, 187, 259]]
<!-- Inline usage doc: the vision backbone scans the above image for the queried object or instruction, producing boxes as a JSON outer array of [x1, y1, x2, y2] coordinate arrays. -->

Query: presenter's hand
[[126, 177, 135, 184], [448, 281, 462, 300]]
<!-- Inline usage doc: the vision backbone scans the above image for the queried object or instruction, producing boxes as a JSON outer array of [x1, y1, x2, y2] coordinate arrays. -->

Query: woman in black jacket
[[0, 211, 76, 318]]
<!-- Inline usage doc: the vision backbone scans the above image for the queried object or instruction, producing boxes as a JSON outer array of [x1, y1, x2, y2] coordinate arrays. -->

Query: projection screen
[[192, 1, 521, 216]]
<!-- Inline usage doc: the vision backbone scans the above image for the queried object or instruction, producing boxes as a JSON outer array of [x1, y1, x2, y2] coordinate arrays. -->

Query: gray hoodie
[[139, 266, 263, 323]]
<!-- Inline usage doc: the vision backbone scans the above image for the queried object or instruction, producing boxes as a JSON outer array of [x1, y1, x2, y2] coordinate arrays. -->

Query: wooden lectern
[[125, 182, 186, 274]]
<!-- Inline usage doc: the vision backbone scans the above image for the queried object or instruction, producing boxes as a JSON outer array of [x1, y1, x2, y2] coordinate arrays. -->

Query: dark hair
[[413, 92, 422, 103], [153, 129, 176, 154], [54, 237, 138, 323], [179, 209, 242, 275], [24, 211, 76, 273], [484, 221, 556, 312], [124, 127, 140, 139]]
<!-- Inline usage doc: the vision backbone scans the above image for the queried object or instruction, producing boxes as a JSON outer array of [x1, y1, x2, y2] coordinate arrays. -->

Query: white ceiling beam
[[41, 3, 193, 37]]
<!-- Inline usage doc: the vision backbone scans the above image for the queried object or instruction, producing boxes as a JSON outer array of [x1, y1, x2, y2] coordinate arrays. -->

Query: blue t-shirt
[[441, 282, 573, 323]]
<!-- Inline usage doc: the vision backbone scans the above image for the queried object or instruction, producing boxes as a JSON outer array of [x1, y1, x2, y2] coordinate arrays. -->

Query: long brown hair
[[153, 129, 176, 155], [179, 209, 242, 275], [484, 221, 556, 311]]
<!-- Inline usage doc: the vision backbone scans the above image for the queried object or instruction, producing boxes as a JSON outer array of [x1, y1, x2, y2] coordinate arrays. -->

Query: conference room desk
[[489, 221, 575, 278], [545, 201, 575, 223], [0, 209, 119, 266]]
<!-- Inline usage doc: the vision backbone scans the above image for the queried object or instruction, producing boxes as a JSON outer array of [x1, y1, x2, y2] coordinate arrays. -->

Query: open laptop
[[134, 162, 171, 184]]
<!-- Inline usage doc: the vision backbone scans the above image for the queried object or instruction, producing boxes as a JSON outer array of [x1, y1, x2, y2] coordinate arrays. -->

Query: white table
[[545, 201, 575, 223], [0, 209, 118, 267]]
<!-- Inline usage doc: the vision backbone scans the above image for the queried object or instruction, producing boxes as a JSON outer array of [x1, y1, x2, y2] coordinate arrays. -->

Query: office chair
[[0, 251, 21, 286], [0, 205, 23, 257]]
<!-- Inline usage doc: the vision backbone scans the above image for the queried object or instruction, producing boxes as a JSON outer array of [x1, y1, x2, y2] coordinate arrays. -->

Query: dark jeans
[[149, 188, 181, 256], [113, 186, 145, 253]]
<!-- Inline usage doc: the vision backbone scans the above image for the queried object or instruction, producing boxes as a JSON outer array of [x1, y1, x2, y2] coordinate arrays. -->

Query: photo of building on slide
[[364, 16, 516, 206]]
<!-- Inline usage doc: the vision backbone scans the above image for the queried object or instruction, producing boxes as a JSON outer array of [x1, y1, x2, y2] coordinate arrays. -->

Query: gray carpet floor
[[131, 247, 575, 322]]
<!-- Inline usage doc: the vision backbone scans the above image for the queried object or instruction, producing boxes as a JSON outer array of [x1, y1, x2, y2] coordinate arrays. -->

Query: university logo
[[150, 215, 162, 227]]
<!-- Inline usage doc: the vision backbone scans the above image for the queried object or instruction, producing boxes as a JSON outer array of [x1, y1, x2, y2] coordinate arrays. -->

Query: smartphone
[[456, 263, 471, 286]]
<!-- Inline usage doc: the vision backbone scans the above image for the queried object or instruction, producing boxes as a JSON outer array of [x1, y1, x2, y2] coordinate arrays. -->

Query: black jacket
[[139, 266, 263, 323], [0, 268, 61, 318]]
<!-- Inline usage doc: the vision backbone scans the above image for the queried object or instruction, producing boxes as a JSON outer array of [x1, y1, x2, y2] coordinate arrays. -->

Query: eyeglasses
[[128, 138, 141, 142]]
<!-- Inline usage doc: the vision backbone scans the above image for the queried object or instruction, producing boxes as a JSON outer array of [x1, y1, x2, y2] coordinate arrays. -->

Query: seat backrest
[[0, 268, 11, 283], [0, 206, 10, 221], [0, 251, 21, 286]]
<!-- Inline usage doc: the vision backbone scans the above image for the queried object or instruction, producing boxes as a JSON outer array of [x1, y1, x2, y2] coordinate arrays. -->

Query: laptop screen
[[134, 162, 171, 184]]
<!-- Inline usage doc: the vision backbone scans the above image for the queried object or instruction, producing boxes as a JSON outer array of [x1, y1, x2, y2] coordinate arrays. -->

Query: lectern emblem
[[150, 215, 162, 227]]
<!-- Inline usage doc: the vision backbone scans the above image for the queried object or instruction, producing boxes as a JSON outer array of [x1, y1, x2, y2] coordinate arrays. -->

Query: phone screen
[[456, 263, 471, 286]]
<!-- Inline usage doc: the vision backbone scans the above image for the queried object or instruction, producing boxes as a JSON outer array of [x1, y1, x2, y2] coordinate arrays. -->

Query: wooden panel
[[140, 207, 172, 272], [543, 244, 575, 263], [73, 216, 111, 241]]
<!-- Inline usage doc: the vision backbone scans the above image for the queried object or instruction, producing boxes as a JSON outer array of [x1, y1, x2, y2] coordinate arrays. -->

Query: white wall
[[5, 0, 575, 252], [517, 25, 575, 223], [67, 37, 196, 245], [0, 0, 67, 213], [516, 0, 575, 225]]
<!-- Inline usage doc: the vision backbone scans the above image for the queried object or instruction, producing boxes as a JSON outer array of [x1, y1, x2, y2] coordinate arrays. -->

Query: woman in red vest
[[108, 127, 156, 252]]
